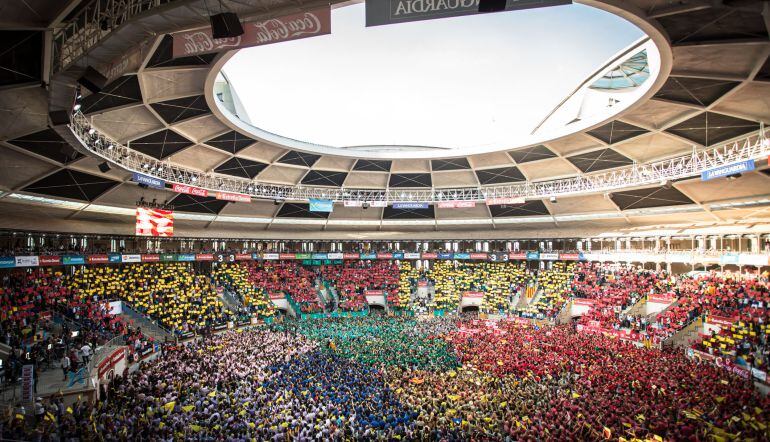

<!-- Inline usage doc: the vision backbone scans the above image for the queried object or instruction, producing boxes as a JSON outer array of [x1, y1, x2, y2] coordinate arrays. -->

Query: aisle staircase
[[624, 297, 648, 317], [119, 303, 173, 340], [219, 288, 245, 313], [663, 317, 704, 349], [555, 300, 573, 325]]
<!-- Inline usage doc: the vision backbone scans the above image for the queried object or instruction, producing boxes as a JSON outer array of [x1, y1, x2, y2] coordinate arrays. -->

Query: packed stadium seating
[[210, 263, 276, 319], [516, 261, 574, 319]]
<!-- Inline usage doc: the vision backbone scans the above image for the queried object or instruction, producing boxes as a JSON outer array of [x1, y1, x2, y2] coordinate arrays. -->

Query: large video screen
[[135, 207, 174, 237]]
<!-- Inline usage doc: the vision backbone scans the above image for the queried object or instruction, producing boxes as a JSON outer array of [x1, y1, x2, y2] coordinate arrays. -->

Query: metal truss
[[71, 112, 770, 203], [52, 0, 179, 72]]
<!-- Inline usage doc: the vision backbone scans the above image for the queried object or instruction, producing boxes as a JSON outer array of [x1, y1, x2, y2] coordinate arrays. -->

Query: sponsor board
[[509, 252, 527, 260], [572, 298, 596, 306], [15, 256, 39, 267], [327, 253, 344, 260], [172, 6, 332, 57], [121, 254, 141, 263], [294, 253, 311, 260], [454, 253, 470, 260], [437, 200, 476, 209], [392, 202, 429, 209], [311, 253, 328, 260], [707, 315, 736, 327], [263, 253, 280, 260], [177, 254, 196, 262], [421, 252, 438, 259], [365, 290, 384, 295], [309, 198, 334, 212], [559, 253, 581, 261], [526, 251, 540, 261], [0, 257, 15, 268], [648, 293, 676, 304], [539, 252, 559, 260], [142, 254, 160, 262], [470, 253, 488, 260], [160, 254, 177, 262], [463, 291, 484, 298], [392, 252, 404, 260], [108, 254, 122, 263], [719, 253, 740, 265], [171, 183, 208, 197], [403, 252, 421, 259], [701, 159, 755, 181], [63, 255, 86, 265], [438, 252, 453, 260], [279, 253, 296, 260], [368, 201, 388, 208], [87, 255, 109, 264], [196, 254, 214, 261], [365, 0, 571, 27], [216, 192, 251, 203], [377, 252, 393, 259], [39, 256, 61, 266], [132, 172, 165, 189], [486, 197, 525, 206], [360, 253, 377, 260], [343, 253, 360, 259], [343, 200, 363, 207]]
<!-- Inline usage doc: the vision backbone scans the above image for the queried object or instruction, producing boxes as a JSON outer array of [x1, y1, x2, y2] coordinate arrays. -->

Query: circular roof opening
[[216, 3, 654, 159]]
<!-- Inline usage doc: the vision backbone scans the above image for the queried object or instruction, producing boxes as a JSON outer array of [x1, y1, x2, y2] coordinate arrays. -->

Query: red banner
[[215, 191, 251, 203], [377, 252, 393, 259], [172, 7, 332, 58], [141, 254, 160, 262], [269, 292, 285, 300], [707, 315, 737, 327], [418, 281, 428, 287], [470, 253, 488, 260], [279, 253, 296, 260], [509, 252, 527, 260], [421, 252, 438, 259], [486, 197, 524, 206], [437, 201, 476, 209], [39, 256, 61, 266], [559, 253, 580, 261], [235, 253, 252, 260], [648, 293, 676, 304], [343, 253, 360, 259], [87, 255, 108, 264], [172, 183, 208, 197], [365, 290, 384, 296], [572, 298, 596, 306], [196, 254, 214, 261], [463, 291, 484, 298]]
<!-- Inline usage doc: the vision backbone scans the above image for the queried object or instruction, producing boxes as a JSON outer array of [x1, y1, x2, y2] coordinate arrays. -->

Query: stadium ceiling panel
[[475, 166, 526, 185], [383, 205, 435, 219], [756, 55, 770, 82], [213, 157, 268, 179], [277, 203, 330, 219], [149, 95, 211, 125], [203, 131, 257, 154], [81, 75, 143, 114], [129, 129, 194, 159], [665, 112, 761, 146], [169, 193, 229, 214], [507, 145, 556, 164], [353, 159, 392, 172], [277, 151, 321, 168], [146, 35, 218, 69], [7, 129, 82, 164], [587, 120, 648, 144], [610, 186, 695, 211], [301, 170, 348, 187], [431, 158, 471, 171], [0, 31, 42, 87], [566, 148, 633, 173], [656, 7, 768, 45], [389, 173, 432, 188], [23, 169, 119, 202], [653, 77, 740, 107], [488, 200, 550, 218]]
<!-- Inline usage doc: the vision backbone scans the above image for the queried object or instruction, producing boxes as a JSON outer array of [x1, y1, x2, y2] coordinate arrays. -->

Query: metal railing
[[70, 112, 770, 204], [52, 0, 180, 72]]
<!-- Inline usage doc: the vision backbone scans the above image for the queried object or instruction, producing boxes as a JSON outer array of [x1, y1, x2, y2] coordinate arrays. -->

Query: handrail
[[70, 112, 770, 203]]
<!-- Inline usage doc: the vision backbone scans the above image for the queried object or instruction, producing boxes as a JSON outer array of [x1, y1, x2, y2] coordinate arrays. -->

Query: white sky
[[223, 3, 643, 150]]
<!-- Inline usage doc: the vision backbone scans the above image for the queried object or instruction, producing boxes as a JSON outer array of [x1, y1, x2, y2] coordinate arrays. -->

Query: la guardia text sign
[[366, 0, 571, 27]]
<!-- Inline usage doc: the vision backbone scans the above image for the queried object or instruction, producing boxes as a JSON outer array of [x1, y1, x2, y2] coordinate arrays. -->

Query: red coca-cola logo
[[251, 13, 323, 44], [181, 32, 243, 56]]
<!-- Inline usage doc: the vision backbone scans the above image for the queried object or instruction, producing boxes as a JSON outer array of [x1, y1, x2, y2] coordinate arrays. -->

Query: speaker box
[[98, 162, 111, 173], [49, 110, 70, 126], [77, 66, 107, 94], [210, 12, 244, 39], [478, 0, 507, 13]]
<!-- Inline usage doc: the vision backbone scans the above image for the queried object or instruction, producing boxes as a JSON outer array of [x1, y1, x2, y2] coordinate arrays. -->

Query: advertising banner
[[327, 253, 344, 260], [121, 254, 141, 263], [368, 201, 388, 208], [196, 254, 214, 261], [365, 0, 571, 27], [108, 254, 122, 264], [392, 252, 404, 260], [392, 202, 429, 209], [279, 253, 296, 260], [160, 254, 177, 262], [421, 252, 438, 259], [719, 253, 740, 265], [39, 256, 61, 266], [63, 255, 86, 265], [87, 255, 109, 264], [707, 315, 736, 327], [377, 252, 393, 259], [309, 198, 334, 212], [132, 172, 165, 189], [252, 253, 263, 260], [365, 290, 384, 295], [573, 298, 596, 306], [141, 254, 160, 262], [486, 197, 525, 206], [343, 200, 363, 207], [559, 253, 580, 261], [263, 253, 280, 260], [0, 257, 15, 268], [648, 293, 676, 304], [269, 292, 286, 299], [403, 252, 421, 259], [171, 183, 208, 197], [463, 291, 484, 298], [437, 200, 476, 209], [177, 254, 196, 262], [470, 253, 488, 260], [360, 253, 377, 260], [454, 253, 470, 260], [172, 6, 332, 58], [509, 252, 527, 260], [438, 252, 453, 260], [526, 251, 540, 261], [311, 253, 328, 260], [15, 256, 39, 267], [235, 253, 252, 261], [701, 159, 755, 181], [215, 192, 251, 203], [136, 207, 174, 237], [343, 253, 360, 259], [539, 252, 559, 260]]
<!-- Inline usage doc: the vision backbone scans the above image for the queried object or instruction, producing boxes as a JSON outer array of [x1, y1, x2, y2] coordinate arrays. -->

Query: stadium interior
[[0, 0, 770, 440]]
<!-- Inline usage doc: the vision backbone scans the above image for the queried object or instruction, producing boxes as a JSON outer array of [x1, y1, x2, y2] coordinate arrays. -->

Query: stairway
[[219, 289, 244, 313], [664, 317, 704, 349], [555, 300, 573, 325], [119, 303, 173, 340], [624, 297, 647, 317]]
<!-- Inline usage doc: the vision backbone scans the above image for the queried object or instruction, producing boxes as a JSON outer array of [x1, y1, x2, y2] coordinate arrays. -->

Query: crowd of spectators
[[322, 261, 399, 312], [243, 262, 324, 314], [210, 263, 276, 319]]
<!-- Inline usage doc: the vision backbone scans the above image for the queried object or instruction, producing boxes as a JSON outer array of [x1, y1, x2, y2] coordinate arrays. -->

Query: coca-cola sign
[[172, 7, 331, 58]]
